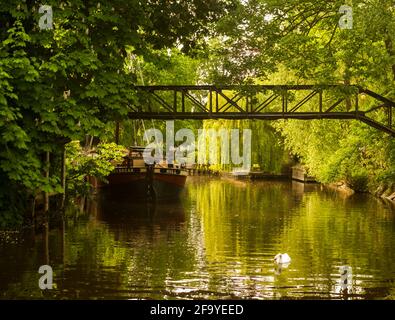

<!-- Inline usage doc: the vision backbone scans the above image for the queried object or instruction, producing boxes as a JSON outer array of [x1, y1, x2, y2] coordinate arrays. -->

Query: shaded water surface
[[0, 177, 394, 299]]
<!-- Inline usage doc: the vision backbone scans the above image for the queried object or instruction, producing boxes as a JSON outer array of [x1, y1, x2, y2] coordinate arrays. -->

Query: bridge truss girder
[[127, 85, 395, 136]]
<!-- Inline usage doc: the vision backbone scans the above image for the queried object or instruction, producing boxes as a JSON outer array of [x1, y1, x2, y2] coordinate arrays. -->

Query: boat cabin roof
[[123, 146, 153, 160]]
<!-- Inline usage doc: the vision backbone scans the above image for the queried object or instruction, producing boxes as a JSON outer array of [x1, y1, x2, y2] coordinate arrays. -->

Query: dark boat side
[[90, 147, 188, 200], [153, 167, 187, 199]]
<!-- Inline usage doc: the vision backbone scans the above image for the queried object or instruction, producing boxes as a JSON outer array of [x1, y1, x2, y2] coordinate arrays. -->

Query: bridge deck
[[126, 85, 395, 136]]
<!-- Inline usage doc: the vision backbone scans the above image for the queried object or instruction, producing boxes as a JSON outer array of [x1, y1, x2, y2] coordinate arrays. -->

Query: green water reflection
[[0, 178, 394, 299]]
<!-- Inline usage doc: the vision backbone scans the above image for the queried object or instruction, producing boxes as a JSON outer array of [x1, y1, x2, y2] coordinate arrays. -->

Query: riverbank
[[222, 169, 395, 204], [325, 181, 395, 203], [373, 185, 395, 202], [325, 182, 355, 197]]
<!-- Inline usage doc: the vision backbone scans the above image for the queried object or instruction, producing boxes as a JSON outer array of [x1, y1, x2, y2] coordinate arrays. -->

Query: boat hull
[[90, 167, 187, 200], [153, 173, 187, 199]]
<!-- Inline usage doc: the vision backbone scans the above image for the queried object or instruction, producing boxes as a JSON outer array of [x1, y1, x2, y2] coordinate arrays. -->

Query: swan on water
[[274, 253, 291, 264]]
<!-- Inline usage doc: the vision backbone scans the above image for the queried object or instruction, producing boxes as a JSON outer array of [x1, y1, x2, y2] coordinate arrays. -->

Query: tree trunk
[[44, 151, 50, 213], [60, 146, 66, 208], [30, 196, 36, 224], [115, 121, 120, 144], [344, 79, 352, 111], [385, 36, 395, 81], [43, 222, 49, 265]]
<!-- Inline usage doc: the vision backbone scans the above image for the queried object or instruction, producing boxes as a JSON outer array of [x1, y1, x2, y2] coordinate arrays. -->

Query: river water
[[0, 177, 394, 299]]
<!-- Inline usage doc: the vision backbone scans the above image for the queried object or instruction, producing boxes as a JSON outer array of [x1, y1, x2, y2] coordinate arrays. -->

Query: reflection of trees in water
[[189, 179, 298, 262], [0, 196, 201, 299], [48, 195, 199, 299], [187, 178, 395, 299], [0, 221, 66, 299], [0, 179, 394, 299]]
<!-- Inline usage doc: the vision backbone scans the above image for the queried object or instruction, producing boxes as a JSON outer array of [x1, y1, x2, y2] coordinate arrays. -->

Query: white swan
[[274, 253, 291, 264], [338, 266, 353, 294]]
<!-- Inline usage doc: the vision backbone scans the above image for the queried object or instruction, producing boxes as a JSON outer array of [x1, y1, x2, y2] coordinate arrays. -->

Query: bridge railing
[[127, 85, 394, 136]]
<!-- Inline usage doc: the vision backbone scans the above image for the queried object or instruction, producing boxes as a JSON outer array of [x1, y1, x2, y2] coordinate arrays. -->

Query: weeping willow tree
[[201, 90, 290, 173], [201, 119, 290, 173]]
